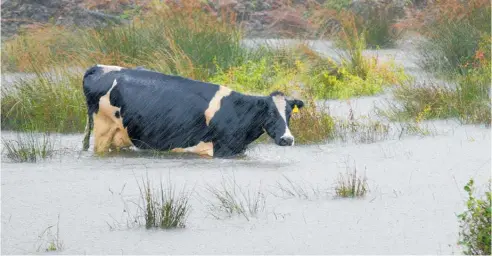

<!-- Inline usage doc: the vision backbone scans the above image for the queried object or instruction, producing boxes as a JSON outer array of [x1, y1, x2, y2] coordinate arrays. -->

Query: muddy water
[[1, 40, 491, 254]]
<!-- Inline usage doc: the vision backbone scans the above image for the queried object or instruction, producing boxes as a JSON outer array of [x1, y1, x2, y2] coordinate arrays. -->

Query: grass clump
[[457, 179, 491, 255], [205, 176, 266, 221], [1, 67, 86, 133], [334, 165, 368, 198], [137, 175, 191, 229], [2, 132, 54, 163], [400, 0, 491, 78], [386, 64, 491, 125]]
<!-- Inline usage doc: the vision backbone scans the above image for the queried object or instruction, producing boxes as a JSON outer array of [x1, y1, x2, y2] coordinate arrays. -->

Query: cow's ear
[[288, 99, 305, 110]]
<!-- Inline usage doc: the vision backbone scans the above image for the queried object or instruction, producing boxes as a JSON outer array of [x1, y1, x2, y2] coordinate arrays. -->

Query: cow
[[82, 64, 305, 158]]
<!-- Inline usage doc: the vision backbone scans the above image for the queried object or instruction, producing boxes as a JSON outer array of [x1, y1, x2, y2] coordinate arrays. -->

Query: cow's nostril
[[279, 136, 294, 146]]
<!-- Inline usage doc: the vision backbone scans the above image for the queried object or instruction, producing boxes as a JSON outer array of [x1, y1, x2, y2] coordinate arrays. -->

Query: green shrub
[[289, 101, 336, 144], [208, 57, 298, 94], [457, 179, 491, 255]]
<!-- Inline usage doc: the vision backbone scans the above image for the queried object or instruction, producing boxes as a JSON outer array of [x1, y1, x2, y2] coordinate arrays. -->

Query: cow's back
[[108, 70, 221, 150]]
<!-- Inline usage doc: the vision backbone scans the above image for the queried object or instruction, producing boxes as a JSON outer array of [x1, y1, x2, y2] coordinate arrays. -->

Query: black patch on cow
[[114, 110, 120, 118]]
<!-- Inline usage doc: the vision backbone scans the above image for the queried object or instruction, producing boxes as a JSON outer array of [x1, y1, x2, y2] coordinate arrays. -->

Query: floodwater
[[1, 39, 491, 254]]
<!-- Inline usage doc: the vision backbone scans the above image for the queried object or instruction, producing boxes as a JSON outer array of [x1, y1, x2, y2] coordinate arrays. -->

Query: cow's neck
[[238, 95, 268, 145]]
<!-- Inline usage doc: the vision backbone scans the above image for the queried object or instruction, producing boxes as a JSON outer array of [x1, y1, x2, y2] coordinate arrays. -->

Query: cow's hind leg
[[82, 113, 93, 151], [111, 128, 133, 152], [93, 113, 118, 155]]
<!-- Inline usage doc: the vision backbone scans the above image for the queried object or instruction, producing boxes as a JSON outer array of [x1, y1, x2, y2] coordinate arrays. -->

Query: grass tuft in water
[[457, 178, 491, 255], [205, 176, 266, 221], [334, 165, 368, 198], [2, 132, 54, 163], [273, 175, 322, 200], [137, 175, 191, 229], [36, 214, 63, 252]]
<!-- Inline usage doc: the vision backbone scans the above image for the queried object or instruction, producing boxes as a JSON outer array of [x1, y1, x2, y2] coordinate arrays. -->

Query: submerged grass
[[334, 118, 391, 144], [204, 175, 266, 221], [2, 131, 54, 163], [36, 214, 63, 252], [136, 175, 191, 229], [273, 175, 322, 200]]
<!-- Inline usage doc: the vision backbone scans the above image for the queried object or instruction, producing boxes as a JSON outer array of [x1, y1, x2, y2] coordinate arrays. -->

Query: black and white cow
[[82, 64, 304, 157]]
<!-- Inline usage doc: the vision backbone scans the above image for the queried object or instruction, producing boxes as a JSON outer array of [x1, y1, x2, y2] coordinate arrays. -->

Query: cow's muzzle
[[278, 136, 294, 146]]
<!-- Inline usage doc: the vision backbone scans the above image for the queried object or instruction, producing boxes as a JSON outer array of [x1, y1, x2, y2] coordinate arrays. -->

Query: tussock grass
[[457, 179, 491, 255], [1, 67, 86, 133], [137, 175, 191, 229], [334, 165, 368, 198], [383, 66, 491, 125], [2, 132, 54, 163], [204, 176, 266, 221]]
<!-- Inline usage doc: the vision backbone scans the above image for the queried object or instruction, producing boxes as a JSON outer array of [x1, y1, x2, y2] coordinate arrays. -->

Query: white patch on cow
[[97, 64, 123, 74], [272, 95, 295, 145], [172, 141, 214, 157], [108, 79, 118, 94], [205, 86, 232, 126]]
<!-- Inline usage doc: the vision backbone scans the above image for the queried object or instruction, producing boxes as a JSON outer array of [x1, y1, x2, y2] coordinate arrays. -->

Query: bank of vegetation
[[1, 0, 489, 149], [0, 0, 411, 145]]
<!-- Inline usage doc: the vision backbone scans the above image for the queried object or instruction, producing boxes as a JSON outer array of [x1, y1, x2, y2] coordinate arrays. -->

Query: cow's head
[[260, 91, 304, 146]]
